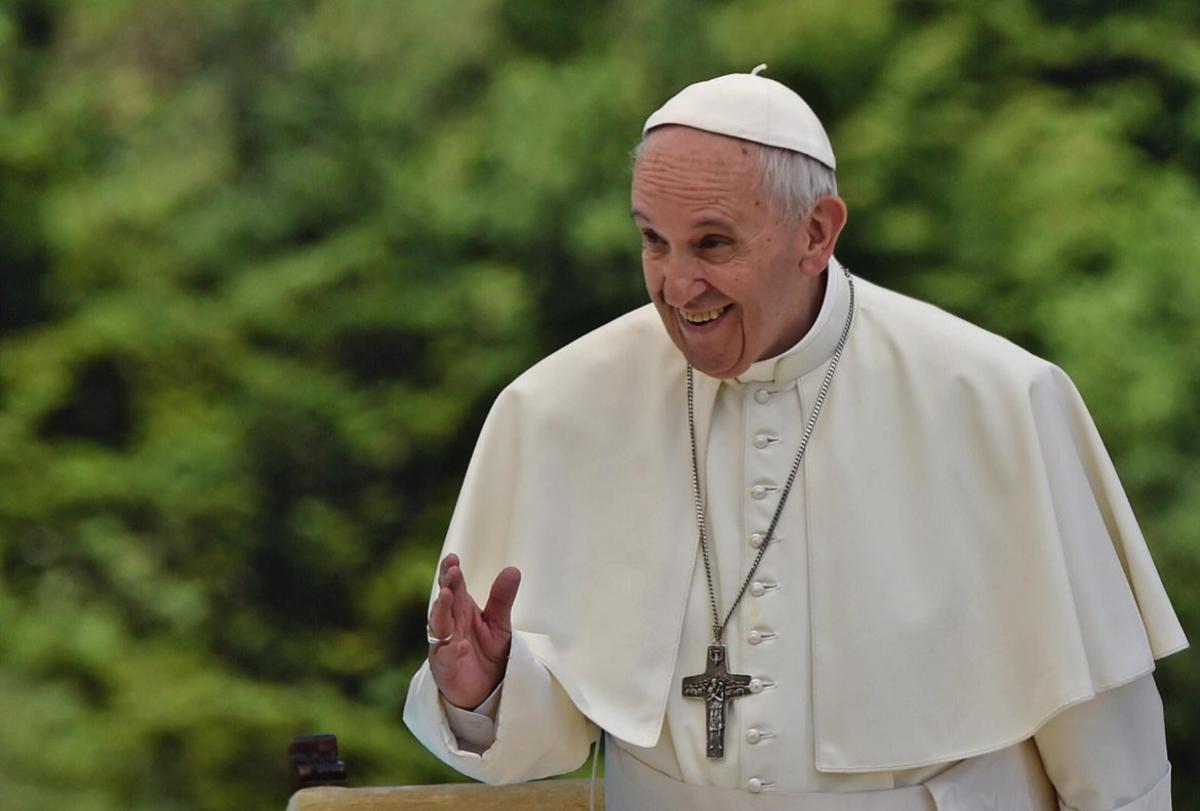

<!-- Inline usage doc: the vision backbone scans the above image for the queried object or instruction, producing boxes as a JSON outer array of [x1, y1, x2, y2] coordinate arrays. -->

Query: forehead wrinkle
[[633, 144, 761, 228], [634, 187, 748, 231], [635, 171, 745, 202], [632, 170, 748, 221], [636, 131, 756, 178], [635, 157, 749, 195]]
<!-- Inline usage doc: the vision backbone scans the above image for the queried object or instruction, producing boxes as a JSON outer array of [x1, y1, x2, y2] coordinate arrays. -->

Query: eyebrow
[[630, 209, 737, 231], [692, 217, 736, 230]]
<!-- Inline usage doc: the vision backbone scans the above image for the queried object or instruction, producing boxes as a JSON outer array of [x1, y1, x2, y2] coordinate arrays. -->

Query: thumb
[[481, 566, 521, 632]]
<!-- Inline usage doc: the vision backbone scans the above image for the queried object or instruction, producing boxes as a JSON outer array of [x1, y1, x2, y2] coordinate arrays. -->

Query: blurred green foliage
[[0, 0, 1196, 808]]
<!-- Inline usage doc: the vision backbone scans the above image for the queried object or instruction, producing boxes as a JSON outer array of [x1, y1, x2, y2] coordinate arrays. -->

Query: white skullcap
[[642, 64, 836, 170]]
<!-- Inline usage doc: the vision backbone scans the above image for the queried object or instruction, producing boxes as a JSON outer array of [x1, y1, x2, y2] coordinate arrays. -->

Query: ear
[[798, 195, 848, 276]]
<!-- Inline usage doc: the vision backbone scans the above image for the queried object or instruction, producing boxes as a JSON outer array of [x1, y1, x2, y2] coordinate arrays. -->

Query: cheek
[[641, 258, 660, 297], [723, 269, 753, 310], [729, 269, 776, 336]]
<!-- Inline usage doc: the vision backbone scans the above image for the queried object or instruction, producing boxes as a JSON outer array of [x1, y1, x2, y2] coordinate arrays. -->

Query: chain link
[[688, 267, 857, 643]]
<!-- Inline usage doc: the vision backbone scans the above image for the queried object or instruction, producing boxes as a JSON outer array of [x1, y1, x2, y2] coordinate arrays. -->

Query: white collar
[[734, 256, 852, 385]]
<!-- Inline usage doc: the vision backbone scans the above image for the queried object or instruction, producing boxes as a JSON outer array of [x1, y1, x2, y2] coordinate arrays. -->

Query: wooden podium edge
[[287, 779, 604, 810]]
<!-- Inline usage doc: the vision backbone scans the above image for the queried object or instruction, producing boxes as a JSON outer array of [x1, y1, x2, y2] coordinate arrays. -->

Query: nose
[[661, 253, 708, 308]]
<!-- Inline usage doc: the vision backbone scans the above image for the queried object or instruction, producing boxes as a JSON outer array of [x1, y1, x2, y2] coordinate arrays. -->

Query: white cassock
[[404, 258, 1187, 809]]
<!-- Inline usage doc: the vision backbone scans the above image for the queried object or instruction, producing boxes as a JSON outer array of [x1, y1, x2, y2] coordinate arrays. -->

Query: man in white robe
[[403, 69, 1188, 809]]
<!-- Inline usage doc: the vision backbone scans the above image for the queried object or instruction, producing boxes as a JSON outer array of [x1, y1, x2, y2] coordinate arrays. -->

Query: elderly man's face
[[632, 126, 831, 379]]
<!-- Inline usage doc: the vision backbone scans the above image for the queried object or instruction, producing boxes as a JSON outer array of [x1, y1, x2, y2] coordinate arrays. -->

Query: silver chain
[[688, 267, 857, 644]]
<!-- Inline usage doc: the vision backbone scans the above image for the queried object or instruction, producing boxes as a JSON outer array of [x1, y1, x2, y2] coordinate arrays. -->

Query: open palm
[[427, 553, 522, 709]]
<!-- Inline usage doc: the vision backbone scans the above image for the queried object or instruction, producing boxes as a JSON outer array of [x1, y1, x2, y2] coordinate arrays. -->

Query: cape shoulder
[[437, 303, 699, 746], [493, 304, 675, 424], [504, 282, 1057, 438], [854, 276, 1056, 401], [806, 276, 1189, 771]]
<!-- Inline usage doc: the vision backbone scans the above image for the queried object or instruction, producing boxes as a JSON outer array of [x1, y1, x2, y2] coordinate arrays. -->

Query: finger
[[438, 553, 459, 588], [481, 566, 521, 633], [428, 586, 453, 641], [445, 563, 477, 634]]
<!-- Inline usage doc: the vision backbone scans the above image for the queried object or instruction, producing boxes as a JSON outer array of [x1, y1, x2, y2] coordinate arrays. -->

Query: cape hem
[[813, 662, 1168, 774]]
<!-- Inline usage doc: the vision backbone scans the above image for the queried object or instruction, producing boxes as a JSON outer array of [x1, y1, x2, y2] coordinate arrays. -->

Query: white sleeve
[[441, 681, 503, 754], [403, 630, 600, 784], [1034, 673, 1172, 811]]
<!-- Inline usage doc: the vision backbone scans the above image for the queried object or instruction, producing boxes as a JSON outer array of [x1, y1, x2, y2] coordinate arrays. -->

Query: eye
[[698, 235, 731, 250], [641, 229, 665, 246]]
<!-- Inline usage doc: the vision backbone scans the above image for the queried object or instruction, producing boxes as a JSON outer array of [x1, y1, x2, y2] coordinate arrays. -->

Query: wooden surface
[[286, 780, 603, 810]]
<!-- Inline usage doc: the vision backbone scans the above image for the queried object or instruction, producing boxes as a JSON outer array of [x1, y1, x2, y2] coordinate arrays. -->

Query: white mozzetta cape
[[429, 260, 1186, 772]]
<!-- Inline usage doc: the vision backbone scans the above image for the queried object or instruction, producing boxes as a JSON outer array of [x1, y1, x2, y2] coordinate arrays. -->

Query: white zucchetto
[[642, 64, 837, 169]]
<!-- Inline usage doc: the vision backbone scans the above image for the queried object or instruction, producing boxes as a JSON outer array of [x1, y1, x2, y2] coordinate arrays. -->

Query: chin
[[697, 360, 749, 380], [682, 350, 749, 380]]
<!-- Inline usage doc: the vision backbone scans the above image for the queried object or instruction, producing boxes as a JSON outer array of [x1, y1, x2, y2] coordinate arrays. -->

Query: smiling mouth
[[679, 304, 731, 325]]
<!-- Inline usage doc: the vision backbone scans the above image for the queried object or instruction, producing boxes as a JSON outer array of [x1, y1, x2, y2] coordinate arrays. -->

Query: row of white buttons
[[750, 387, 783, 796]]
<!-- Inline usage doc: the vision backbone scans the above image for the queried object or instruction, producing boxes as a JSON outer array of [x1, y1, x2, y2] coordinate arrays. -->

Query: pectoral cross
[[681, 644, 752, 758]]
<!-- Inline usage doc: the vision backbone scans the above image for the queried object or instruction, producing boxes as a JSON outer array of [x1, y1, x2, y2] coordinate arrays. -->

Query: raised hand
[[427, 553, 522, 709]]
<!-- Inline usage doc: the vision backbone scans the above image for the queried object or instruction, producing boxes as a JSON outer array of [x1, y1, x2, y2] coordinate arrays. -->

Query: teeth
[[681, 306, 728, 324]]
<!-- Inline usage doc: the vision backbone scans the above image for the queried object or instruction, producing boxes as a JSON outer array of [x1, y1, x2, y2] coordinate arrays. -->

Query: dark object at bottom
[[290, 733, 349, 788]]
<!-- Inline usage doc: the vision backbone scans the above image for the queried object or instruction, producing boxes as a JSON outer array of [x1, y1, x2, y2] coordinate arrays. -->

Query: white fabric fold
[[1056, 766, 1171, 811], [805, 281, 1187, 770], [403, 631, 598, 783], [1036, 674, 1170, 810]]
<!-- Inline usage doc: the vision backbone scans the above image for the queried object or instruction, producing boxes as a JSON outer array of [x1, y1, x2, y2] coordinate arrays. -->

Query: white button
[[754, 388, 770, 404], [748, 630, 763, 645], [746, 728, 762, 744], [753, 433, 769, 449], [749, 678, 764, 694], [749, 533, 764, 549], [750, 581, 765, 597], [751, 485, 768, 500], [747, 777, 764, 793]]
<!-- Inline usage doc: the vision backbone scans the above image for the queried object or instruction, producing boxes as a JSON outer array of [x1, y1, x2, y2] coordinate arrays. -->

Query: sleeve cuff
[[442, 682, 504, 754], [1059, 764, 1172, 811]]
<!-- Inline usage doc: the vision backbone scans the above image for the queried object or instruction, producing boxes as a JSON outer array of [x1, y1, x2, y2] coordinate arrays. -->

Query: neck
[[757, 270, 828, 362]]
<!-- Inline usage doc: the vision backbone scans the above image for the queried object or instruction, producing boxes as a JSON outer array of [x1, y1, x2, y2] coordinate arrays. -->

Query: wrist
[[441, 677, 501, 711], [446, 679, 503, 714], [435, 659, 506, 710]]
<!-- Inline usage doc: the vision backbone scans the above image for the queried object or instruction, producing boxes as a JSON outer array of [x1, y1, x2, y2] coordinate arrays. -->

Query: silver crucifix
[[681, 644, 753, 758]]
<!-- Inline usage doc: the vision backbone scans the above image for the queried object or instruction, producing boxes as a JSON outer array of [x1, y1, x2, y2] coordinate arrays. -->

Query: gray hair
[[632, 134, 838, 221], [755, 143, 838, 220]]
